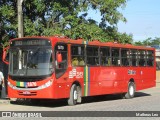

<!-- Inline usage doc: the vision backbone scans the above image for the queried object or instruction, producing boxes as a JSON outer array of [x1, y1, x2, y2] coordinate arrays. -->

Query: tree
[[150, 37, 160, 45], [0, 0, 132, 46], [134, 37, 160, 46], [134, 41, 143, 46], [0, 1, 16, 49]]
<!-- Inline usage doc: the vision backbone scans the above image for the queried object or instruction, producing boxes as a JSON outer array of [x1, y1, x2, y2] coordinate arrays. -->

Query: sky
[[86, 0, 160, 42]]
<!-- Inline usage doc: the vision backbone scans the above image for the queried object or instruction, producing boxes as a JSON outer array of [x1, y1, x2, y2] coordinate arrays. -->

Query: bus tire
[[77, 85, 82, 104], [124, 82, 135, 99], [68, 84, 81, 106]]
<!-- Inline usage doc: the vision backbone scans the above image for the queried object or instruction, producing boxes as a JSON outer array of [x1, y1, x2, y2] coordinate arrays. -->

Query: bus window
[[111, 48, 120, 66], [100, 47, 111, 66], [138, 50, 146, 66], [121, 49, 130, 66], [130, 50, 138, 66], [71, 45, 85, 66], [146, 50, 154, 66], [9, 47, 53, 76], [56, 52, 62, 63], [86, 46, 99, 66], [55, 43, 68, 78]]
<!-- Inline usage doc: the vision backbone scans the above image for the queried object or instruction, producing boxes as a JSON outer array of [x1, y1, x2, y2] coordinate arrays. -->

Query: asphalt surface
[[0, 83, 160, 119]]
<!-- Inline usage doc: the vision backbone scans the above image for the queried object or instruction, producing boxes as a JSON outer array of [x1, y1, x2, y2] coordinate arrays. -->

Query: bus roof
[[10, 36, 155, 51]]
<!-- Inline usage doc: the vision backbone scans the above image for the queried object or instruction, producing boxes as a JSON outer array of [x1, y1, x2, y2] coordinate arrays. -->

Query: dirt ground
[[156, 71, 160, 82]]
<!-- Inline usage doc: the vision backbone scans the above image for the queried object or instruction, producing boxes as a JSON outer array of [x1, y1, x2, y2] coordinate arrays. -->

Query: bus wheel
[[124, 82, 135, 99], [68, 84, 81, 106]]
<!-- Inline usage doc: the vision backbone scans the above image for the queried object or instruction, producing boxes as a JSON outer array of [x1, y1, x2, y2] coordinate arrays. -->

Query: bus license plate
[[23, 91, 31, 95]]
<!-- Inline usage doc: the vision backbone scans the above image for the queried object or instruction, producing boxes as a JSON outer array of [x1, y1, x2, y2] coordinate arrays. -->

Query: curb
[[0, 99, 10, 104]]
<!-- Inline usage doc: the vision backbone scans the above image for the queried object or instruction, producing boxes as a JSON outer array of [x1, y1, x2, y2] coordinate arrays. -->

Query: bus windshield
[[9, 47, 53, 77]]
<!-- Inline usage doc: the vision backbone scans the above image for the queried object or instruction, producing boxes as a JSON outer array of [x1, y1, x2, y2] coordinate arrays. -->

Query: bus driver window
[[56, 51, 62, 68], [55, 44, 68, 70]]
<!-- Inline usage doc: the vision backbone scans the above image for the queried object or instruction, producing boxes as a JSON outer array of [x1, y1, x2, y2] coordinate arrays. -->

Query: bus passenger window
[[72, 57, 78, 66], [71, 45, 85, 66], [146, 50, 154, 66], [86, 46, 99, 66], [100, 47, 110, 66], [79, 57, 85, 65], [138, 50, 146, 66], [121, 49, 130, 66], [130, 50, 138, 66], [111, 48, 120, 66]]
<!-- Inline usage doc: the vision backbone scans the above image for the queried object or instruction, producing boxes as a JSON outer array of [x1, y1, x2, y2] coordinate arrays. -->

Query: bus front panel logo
[[69, 69, 83, 79]]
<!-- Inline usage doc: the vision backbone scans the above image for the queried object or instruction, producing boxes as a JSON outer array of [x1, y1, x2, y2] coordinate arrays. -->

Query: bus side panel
[[100, 67, 115, 95], [128, 67, 156, 91], [99, 67, 126, 94], [141, 67, 156, 90], [123, 67, 138, 92], [55, 79, 68, 99], [126, 68, 142, 91], [55, 67, 85, 99], [84, 67, 101, 96], [54, 66, 156, 99], [88, 67, 127, 96], [55, 67, 71, 99]]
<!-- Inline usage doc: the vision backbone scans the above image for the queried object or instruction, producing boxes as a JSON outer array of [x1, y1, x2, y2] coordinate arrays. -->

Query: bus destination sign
[[11, 39, 51, 46]]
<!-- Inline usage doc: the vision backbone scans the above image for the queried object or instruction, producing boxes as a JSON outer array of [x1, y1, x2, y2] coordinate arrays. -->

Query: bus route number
[[58, 45, 64, 50], [27, 82, 37, 87]]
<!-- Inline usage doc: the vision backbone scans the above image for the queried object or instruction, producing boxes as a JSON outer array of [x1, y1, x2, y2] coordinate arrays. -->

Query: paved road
[[0, 83, 160, 119]]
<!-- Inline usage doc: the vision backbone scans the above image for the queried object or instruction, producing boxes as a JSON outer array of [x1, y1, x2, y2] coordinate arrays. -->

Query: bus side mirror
[[3, 47, 9, 65], [57, 52, 62, 63]]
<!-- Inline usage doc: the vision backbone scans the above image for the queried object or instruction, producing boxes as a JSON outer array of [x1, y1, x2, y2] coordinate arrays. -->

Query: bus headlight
[[8, 81, 13, 88], [8, 80, 53, 90]]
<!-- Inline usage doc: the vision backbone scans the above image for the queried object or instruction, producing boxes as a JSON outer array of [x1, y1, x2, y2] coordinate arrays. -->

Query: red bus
[[3, 36, 156, 105]]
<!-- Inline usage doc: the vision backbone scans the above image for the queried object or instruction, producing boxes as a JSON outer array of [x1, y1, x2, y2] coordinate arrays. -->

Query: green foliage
[[134, 37, 160, 46], [116, 33, 133, 44], [0, 5, 15, 19], [1, 34, 10, 49], [0, 0, 133, 47], [90, 0, 127, 26]]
